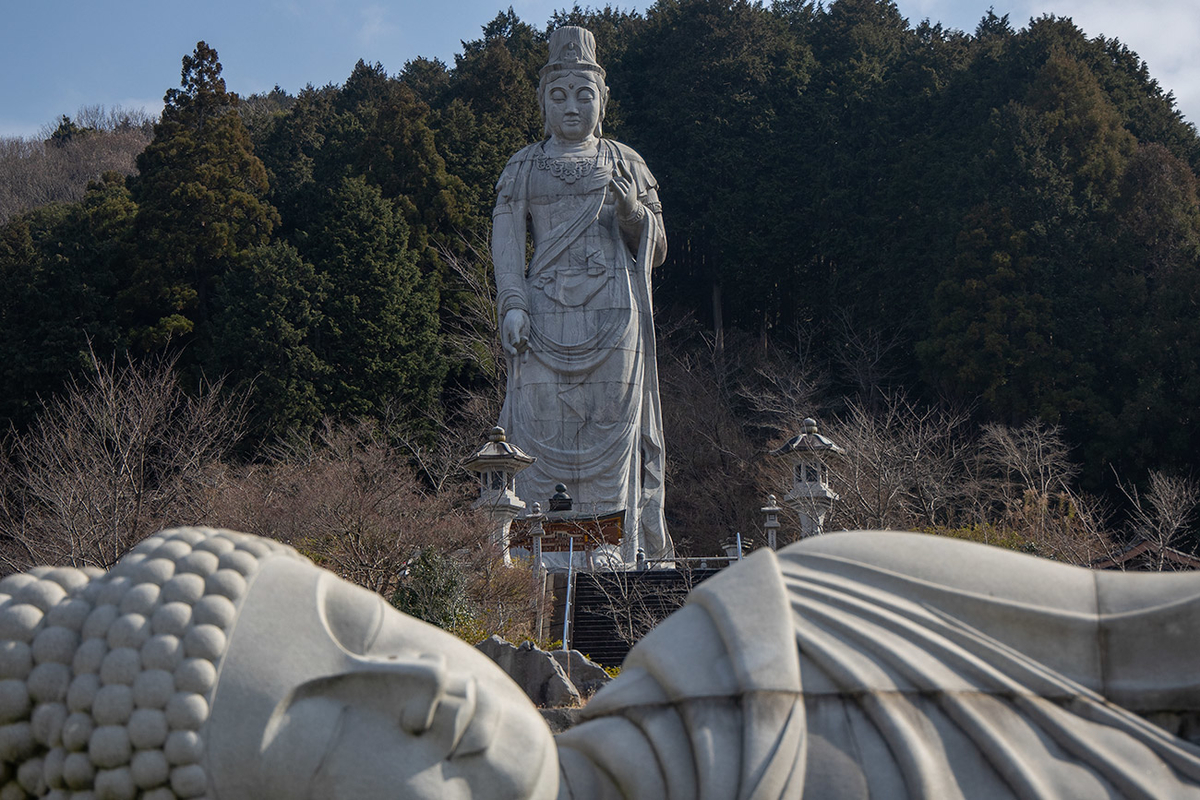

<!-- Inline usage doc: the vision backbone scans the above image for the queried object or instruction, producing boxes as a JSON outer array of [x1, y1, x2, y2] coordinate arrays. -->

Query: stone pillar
[[762, 495, 782, 550]]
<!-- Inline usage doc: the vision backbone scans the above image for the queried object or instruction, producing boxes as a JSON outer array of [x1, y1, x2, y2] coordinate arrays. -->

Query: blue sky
[[1, 0, 1196, 138]]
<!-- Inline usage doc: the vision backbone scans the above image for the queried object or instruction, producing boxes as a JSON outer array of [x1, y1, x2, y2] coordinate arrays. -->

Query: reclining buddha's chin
[[210, 556, 559, 800]]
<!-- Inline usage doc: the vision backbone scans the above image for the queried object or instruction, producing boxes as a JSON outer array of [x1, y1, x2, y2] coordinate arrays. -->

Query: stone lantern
[[464, 426, 535, 564], [762, 495, 782, 550], [772, 417, 844, 538]]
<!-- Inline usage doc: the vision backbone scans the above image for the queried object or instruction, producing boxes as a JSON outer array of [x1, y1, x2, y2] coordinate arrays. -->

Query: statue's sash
[[524, 151, 611, 282]]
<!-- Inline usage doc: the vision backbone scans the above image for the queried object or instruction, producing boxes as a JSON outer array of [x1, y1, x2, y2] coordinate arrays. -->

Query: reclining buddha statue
[[2, 526, 1200, 799]]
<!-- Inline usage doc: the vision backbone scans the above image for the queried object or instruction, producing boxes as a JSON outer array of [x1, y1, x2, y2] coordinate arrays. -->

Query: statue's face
[[211, 557, 558, 800], [542, 71, 603, 143]]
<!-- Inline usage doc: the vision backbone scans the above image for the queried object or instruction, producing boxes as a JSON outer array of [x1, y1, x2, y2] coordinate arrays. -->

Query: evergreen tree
[[300, 176, 444, 422], [209, 241, 328, 437], [0, 175, 134, 427], [128, 41, 278, 353], [620, 0, 813, 334], [918, 206, 1071, 423]]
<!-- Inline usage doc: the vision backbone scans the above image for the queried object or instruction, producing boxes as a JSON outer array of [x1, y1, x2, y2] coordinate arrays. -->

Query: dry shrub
[[0, 351, 243, 570], [205, 420, 484, 597], [204, 419, 543, 640], [0, 112, 152, 224], [656, 317, 768, 555]]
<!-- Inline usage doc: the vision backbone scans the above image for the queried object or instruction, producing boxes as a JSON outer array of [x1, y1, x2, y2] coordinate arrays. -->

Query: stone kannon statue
[[6, 526, 1200, 798], [492, 26, 670, 562]]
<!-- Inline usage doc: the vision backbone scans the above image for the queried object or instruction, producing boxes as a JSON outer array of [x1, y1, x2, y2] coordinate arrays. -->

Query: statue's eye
[[578, 88, 595, 102], [549, 88, 567, 102]]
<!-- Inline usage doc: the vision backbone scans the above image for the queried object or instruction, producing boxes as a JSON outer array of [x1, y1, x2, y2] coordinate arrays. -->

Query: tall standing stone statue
[[492, 26, 671, 562]]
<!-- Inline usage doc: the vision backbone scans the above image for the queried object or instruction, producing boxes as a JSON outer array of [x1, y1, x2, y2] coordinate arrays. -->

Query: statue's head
[[538, 26, 608, 141], [0, 528, 558, 799], [211, 538, 559, 800]]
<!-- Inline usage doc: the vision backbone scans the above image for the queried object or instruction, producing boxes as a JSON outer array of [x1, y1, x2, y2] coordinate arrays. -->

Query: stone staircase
[[553, 567, 721, 667]]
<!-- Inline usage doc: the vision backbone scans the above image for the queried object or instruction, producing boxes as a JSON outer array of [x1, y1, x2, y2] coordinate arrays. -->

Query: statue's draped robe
[[557, 533, 1200, 798], [494, 139, 670, 560]]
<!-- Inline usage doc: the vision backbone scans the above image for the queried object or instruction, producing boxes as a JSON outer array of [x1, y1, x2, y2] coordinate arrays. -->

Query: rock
[[550, 650, 611, 698], [475, 636, 580, 708], [539, 706, 583, 734]]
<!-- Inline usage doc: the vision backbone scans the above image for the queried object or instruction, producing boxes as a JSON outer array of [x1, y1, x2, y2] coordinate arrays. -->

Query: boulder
[[551, 649, 612, 698], [540, 706, 584, 733], [476, 635, 581, 707]]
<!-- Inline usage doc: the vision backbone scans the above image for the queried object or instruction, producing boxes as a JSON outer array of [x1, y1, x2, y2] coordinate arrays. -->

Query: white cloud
[[357, 4, 397, 50], [1010, 0, 1200, 125]]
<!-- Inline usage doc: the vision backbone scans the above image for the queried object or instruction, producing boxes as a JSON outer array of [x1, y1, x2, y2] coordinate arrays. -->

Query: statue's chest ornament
[[534, 152, 600, 185]]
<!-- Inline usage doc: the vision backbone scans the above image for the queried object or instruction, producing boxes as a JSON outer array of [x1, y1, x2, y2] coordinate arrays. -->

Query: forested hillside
[[3, 0, 1200, 562]]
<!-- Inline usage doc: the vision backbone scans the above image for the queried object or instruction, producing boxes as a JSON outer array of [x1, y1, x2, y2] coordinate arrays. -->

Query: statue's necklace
[[534, 149, 599, 185]]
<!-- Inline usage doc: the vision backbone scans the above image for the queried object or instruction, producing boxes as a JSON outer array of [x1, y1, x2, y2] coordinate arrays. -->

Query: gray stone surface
[[476, 635, 581, 708], [539, 706, 584, 734], [8, 525, 1200, 797], [492, 25, 671, 563], [559, 531, 1200, 797], [0, 527, 560, 800], [550, 649, 611, 698]]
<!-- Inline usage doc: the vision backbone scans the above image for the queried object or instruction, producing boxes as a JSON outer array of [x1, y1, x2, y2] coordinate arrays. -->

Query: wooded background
[[3, 0, 1200, 584]]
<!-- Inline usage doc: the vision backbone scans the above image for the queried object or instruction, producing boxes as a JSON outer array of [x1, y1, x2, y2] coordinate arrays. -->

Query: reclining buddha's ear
[[283, 660, 450, 735], [259, 663, 498, 798], [260, 666, 450, 799]]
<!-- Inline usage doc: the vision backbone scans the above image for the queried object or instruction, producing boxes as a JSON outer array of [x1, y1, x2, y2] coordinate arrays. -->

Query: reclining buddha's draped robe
[[556, 532, 1200, 799]]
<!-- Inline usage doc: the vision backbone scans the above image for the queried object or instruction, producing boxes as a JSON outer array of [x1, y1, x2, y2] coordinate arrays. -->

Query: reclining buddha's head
[[0, 528, 558, 800], [209, 541, 559, 800]]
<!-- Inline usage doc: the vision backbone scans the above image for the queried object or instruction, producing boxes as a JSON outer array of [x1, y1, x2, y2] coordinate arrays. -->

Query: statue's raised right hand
[[502, 309, 531, 357]]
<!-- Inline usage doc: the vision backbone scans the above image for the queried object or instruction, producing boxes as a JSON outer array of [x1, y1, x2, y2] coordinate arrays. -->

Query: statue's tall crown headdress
[[540, 26, 605, 80]]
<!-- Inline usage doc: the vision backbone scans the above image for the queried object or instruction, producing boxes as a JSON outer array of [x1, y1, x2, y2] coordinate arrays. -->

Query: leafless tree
[[981, 420, 1079, 502], [825, 392, 973, 531], [210, 420, 488, 598], [0, 106, 153, 223], [588, 563, 700, 648], [657, 317, 763, 555], [385, 239, 507, 494], [736, 337, 829, 440], [1118, 470, 1200, 570], [207, 417, 543, 637], [460, 551, 547, 644], [0, 352, 244, 571], [832, 309, 907, 405], [438, 237, 506, 390], [977, 421, 1114, 564]]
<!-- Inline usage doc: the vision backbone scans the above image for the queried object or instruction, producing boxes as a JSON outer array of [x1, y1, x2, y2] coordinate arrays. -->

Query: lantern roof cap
[[771, 418, 844, 456], [548, 483, 573, 512], [463, 426, 536, 472]]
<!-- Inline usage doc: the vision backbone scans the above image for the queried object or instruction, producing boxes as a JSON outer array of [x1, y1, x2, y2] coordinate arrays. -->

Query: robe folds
[[493, 139, 670, 560], [556, 531, 1200, 799]]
